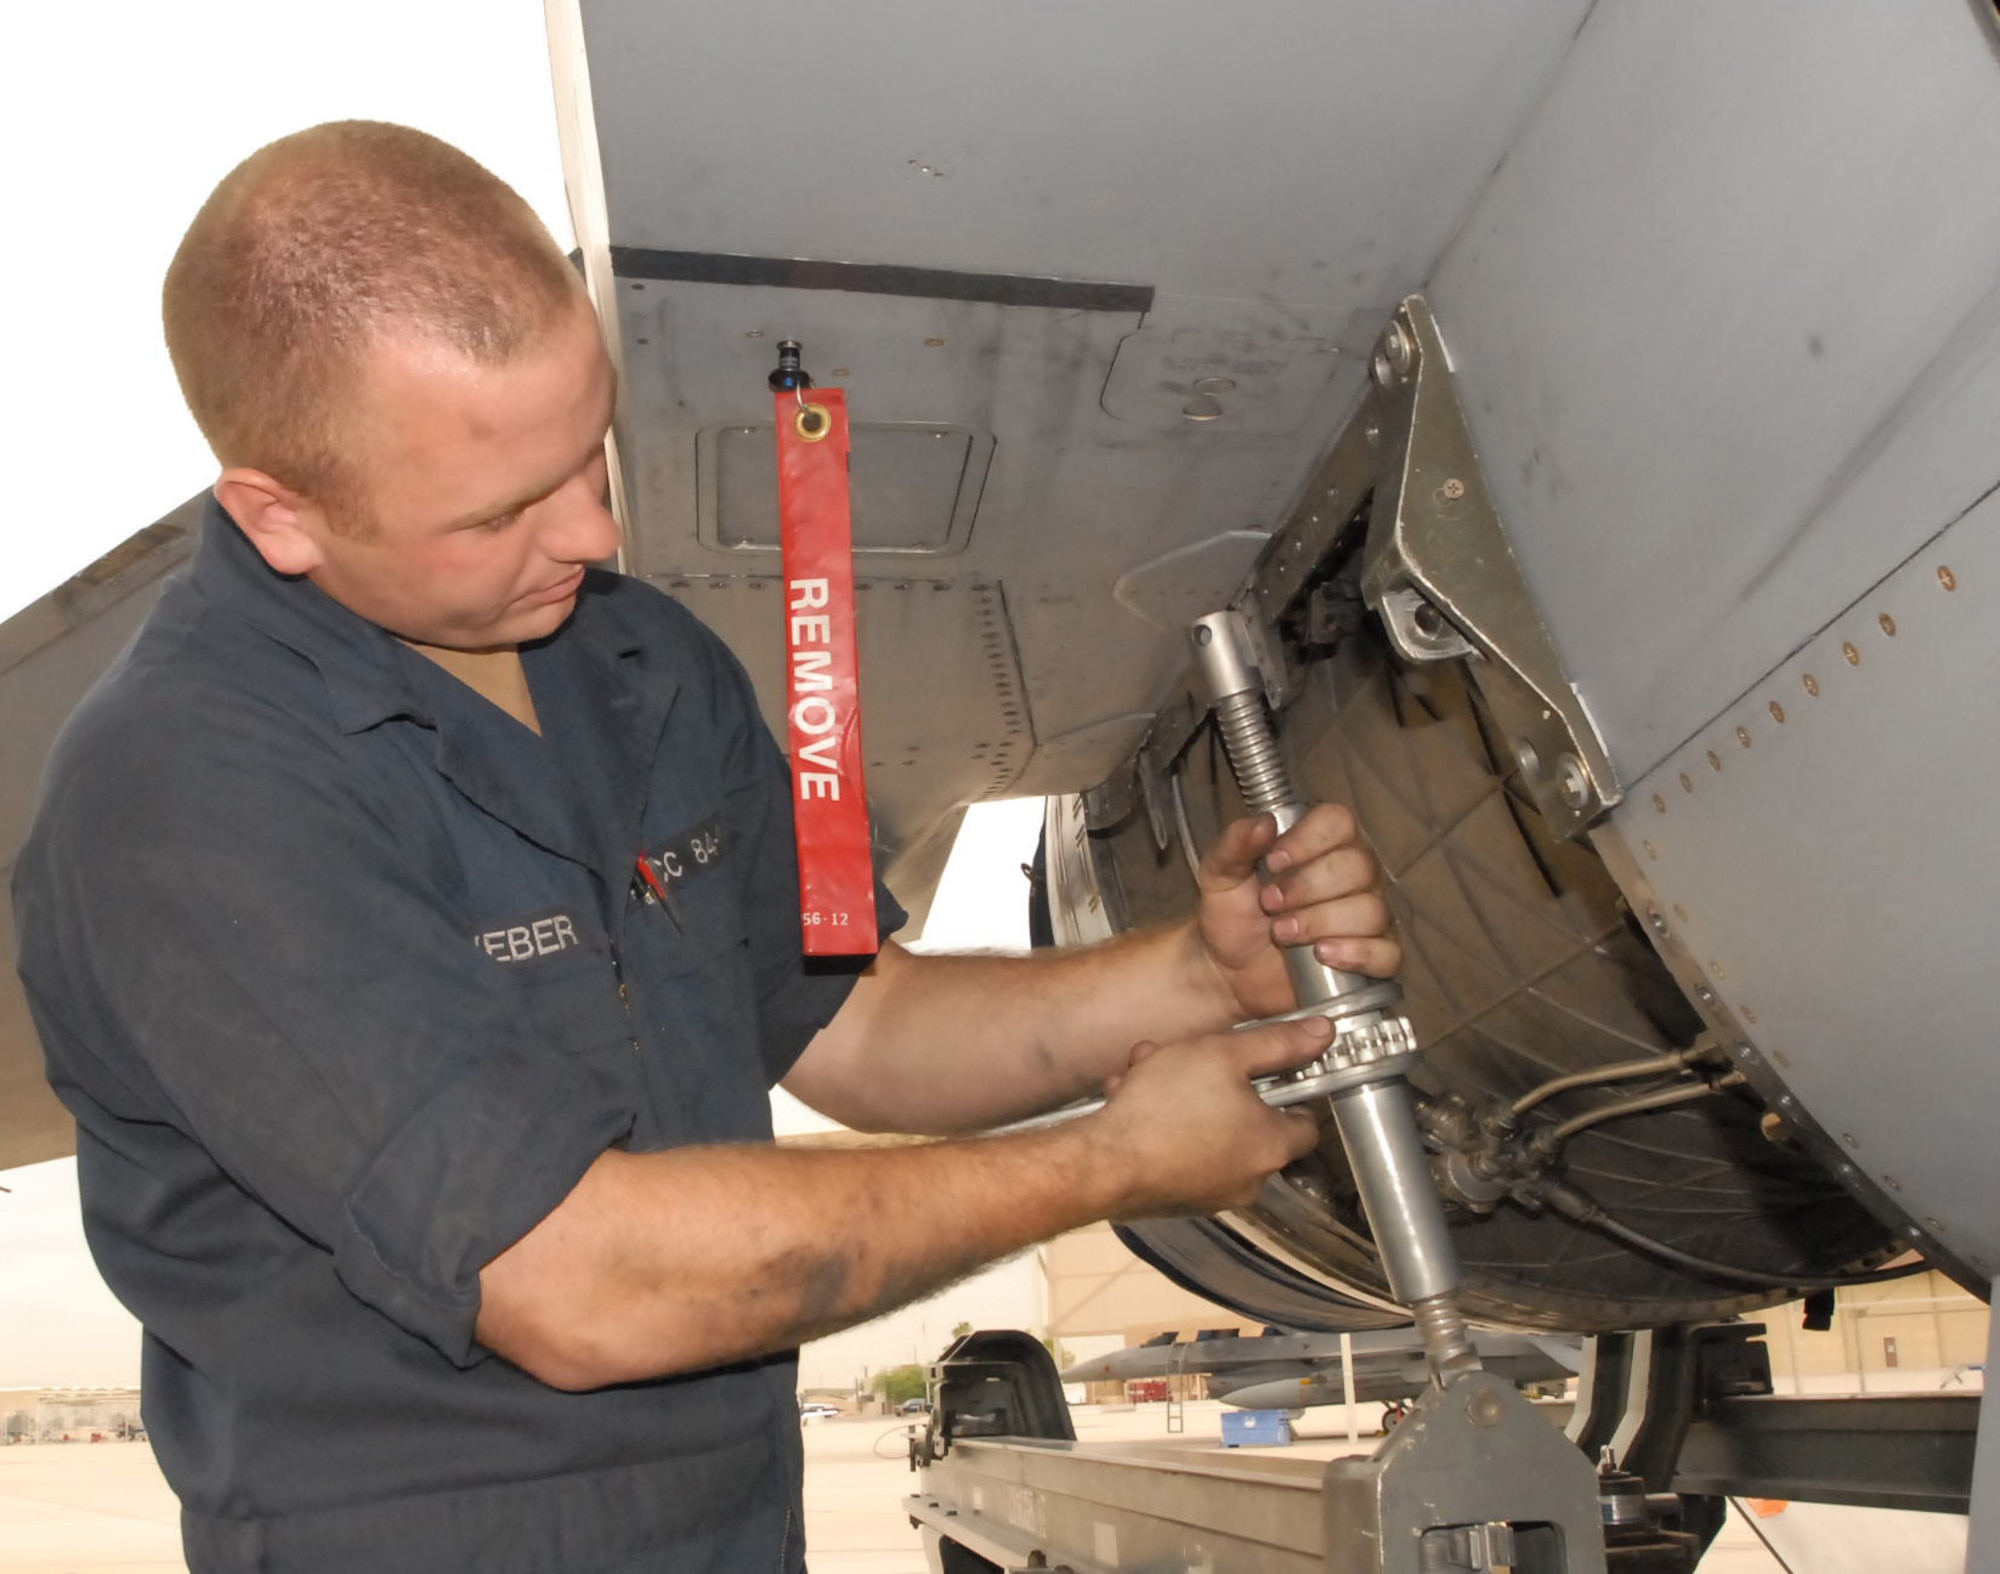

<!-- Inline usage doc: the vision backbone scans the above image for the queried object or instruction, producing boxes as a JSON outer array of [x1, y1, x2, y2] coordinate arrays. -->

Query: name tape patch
[[631, 815, 726, 908], [476, 909, 584, 965]]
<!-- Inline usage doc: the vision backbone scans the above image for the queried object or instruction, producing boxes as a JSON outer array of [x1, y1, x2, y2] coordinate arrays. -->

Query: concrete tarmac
[[0, 1407, 1804, 1572]]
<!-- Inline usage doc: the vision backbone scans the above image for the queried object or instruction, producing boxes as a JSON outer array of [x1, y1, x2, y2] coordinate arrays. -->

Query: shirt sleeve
[[14, 689, 639, 1367]]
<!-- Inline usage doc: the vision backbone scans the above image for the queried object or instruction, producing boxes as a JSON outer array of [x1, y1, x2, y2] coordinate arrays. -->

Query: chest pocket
[[623, 860, 770, 1143], [475, 905, 633, 1056]]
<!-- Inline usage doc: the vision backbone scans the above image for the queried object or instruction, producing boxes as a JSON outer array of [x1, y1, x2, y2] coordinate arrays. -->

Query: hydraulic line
[[1540, 1076, 1733, 1146], [1188, 609, 1478, 1385], [1504, 1049, 1698, 1122], [1535, 1178, 1932, 1291]]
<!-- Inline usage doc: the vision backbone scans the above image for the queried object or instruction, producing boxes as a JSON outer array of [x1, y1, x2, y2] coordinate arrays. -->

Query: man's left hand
[[1195, 805, 1401, 1020]]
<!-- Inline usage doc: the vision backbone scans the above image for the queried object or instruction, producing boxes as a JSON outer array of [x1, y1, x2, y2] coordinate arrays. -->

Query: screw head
[[1555, 753, 1590, 809], [1466, 1389, 1506, 1429], [1439, 478, 1467, 501]]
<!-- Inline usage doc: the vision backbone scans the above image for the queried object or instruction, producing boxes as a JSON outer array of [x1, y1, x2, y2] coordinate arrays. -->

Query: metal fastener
[[1647, 911, 1668, 936], [1555, 753, 1590, 809], [1769, 702, 1786, 724], [1652, 793, 1667, 814], [1439, 478, 1467, 501], [1878, 613, 1897, 637], [1939, 566, 1958, 591], [1373, 323, 1414, 387], [1466, 1389, 1506, 1429], [1707, 750, 1722, 772], [1737, 727, 1752, 748], [1843, 642, 1861, 666], [1803, 674, 1820, 696]]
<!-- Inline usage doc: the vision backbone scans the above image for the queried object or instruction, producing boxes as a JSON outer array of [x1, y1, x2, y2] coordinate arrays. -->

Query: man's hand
[[1195, 804, 1401, 1020], [1087, 1015, 1335, 1218]]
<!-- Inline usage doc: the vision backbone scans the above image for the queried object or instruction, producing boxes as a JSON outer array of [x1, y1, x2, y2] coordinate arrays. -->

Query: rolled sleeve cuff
[[334, 1039, 636, 1367]]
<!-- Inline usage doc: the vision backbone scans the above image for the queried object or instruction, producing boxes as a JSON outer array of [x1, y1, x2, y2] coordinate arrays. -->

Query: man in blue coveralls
[[12, 123, 1401, 1572]]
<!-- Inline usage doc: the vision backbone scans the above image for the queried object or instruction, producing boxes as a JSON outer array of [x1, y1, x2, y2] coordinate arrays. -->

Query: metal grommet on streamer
[[795, 403, 832, 442]]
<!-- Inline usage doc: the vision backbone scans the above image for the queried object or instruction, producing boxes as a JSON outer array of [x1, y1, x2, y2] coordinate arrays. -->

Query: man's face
[[305, 299, 622, 652]]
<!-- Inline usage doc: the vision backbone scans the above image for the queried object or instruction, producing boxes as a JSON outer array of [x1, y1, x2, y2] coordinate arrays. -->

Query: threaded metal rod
[[1213, 690, 1294, 817], [1189, 608, 1479, 1386]]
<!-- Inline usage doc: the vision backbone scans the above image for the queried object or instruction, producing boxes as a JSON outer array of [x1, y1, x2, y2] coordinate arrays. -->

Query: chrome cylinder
[[1189, 607, 1478, 1385], [1331, 1081, 1461, 1307]]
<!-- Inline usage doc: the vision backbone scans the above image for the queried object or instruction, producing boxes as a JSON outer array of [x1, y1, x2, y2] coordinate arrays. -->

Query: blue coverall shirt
[[12, 499, 901, 1572]]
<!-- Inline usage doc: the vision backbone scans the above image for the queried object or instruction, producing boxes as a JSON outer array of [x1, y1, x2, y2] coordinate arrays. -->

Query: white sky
[[0, 4, 1051, 1392], [1, 2, 574, 624]]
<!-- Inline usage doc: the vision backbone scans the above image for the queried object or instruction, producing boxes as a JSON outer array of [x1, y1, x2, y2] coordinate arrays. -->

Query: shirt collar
[[188, 495, 672, 749], [190, 495, 423, 735]]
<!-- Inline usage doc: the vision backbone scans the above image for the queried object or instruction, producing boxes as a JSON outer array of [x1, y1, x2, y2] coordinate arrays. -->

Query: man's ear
[[214, 469, 325, 577]]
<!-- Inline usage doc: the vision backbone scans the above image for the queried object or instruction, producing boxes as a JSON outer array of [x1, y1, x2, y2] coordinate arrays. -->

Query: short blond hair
[[163, 121, 583, 505]]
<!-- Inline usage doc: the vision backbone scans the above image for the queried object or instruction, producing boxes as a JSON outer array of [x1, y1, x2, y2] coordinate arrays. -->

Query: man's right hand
[[1082, 1014, 1334, 1219]]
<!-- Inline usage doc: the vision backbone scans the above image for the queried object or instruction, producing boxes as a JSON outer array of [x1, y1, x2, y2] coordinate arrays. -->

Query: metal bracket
[[1360, 296, 1621, 840], [1323, 1370, 1609, 1573]]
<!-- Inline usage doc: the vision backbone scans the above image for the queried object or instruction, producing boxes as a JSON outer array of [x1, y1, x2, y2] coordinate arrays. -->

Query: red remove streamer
[[774, 387, 878, 955]]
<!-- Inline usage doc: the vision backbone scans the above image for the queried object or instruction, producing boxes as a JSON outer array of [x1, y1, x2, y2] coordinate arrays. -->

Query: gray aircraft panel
[[1615, 479, 2000, 1281], [1427, 0, 2000, 783], [608, 258, 1375, 802], [579, 0, 1593, 303], [0, 501, 197, 1169], [581, 0, 1594, 803]]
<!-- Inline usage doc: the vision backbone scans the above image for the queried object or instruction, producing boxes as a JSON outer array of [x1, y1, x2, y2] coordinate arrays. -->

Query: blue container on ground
[[1219, 1408, 1292, 1447]]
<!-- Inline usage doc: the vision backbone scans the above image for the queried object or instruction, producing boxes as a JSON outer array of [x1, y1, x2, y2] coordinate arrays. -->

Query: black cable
[[1538, 1180, 1931, 1291]]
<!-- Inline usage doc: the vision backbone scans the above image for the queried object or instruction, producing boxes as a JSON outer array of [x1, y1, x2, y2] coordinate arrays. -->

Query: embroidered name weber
[[475, 909, 583, 964]]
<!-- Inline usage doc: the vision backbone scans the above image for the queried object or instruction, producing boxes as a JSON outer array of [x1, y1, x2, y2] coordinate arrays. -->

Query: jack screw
[[1189, 609, 1479, 1385]]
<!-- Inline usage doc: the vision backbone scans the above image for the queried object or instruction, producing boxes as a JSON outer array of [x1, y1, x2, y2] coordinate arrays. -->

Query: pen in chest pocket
[[632, 854, 685, 936]]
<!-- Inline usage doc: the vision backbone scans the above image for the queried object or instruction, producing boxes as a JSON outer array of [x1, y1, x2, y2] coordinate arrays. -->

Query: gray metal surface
[[1324, 1371, 1607, 1574], [0, 500, 198, 1169], [914, 1436, 1336, 1573], [1672, 1394, 1980, 1516], [1426, 0, 2000, 784], [1360, 298, 1619, 839], [578, 0, 1596, 861], [1616, 479, 2000, 1281]]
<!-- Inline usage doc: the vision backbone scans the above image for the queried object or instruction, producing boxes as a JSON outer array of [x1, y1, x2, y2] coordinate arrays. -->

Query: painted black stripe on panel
[[610, 247, 1153, 314]]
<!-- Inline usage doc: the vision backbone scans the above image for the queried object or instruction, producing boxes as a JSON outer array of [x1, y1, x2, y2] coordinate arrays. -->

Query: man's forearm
[[477, 1125, 1122, 1390], [480, 1014, 1336, 1391], [784, 922, 1241, 1134]]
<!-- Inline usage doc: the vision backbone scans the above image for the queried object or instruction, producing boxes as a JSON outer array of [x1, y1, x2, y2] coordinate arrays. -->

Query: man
[[12, 123, 1399, 1572]]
